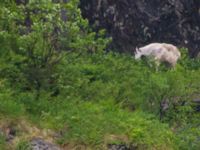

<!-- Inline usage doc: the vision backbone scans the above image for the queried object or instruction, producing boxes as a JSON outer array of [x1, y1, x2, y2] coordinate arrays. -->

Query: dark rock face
[[80, 0, 200, 56], [108, 144, 137, 150]]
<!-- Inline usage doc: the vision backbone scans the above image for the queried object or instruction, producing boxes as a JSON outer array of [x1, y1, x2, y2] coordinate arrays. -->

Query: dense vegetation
[[0, 0, 200, 149]]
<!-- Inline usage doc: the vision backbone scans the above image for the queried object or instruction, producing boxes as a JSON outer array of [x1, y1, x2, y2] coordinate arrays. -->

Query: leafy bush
[[0, 80, 25, 118], [176, 125, 200, 150], [0, 0, 110, 93]]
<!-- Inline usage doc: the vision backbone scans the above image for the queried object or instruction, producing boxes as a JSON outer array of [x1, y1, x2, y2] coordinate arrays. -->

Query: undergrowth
[[0, 51, 200, 149]]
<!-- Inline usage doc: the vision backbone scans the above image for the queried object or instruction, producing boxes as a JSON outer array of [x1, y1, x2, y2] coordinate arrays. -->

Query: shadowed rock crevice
[[80, 0, 200, 57]]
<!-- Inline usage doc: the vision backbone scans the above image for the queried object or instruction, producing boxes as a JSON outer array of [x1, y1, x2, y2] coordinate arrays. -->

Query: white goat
[[135, 43, 181, 67]]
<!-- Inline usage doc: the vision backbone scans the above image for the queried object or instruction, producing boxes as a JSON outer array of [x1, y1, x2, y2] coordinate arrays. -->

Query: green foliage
[[0, 0, 110, 93], [57, 51, 200, 115], [0, 80, 25, 118], [0, 134, 6, 150], [54, 51, 200, 149], [176, 125, 200, 150], [3, 50, 197, 149], [13, 92, 176, 149], [179, 47, 200, 70]]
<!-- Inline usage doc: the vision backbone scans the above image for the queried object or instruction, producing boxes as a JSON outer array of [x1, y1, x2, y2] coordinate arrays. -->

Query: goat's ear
[[136, 47, 141, 53], [136, 47, 139, 52]]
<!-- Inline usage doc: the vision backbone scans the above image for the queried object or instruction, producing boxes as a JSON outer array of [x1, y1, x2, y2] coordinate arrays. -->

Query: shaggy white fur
[[135, 43, 181, 67]]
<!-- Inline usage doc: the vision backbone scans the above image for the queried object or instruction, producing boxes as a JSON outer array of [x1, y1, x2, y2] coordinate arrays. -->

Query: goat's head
[[134, 47, 143, 59]]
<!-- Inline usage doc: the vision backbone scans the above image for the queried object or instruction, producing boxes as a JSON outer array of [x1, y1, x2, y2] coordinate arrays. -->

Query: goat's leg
[[154, 58, 160, 71]]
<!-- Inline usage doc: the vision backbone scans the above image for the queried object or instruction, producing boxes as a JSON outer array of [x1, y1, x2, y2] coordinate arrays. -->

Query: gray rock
[[107, 144, 137, 150], [30, 138, 61, 150]]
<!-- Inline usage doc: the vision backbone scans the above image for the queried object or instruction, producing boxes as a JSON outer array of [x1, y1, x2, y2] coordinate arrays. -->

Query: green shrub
[[175, 124, 200, 150], [0, 92, 25, 118], [0, 80, 25, 118], [0, 0, 110, 93]]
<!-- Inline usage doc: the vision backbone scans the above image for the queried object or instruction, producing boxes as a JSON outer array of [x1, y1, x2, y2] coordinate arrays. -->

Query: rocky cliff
[[80, 0, 200, 57]]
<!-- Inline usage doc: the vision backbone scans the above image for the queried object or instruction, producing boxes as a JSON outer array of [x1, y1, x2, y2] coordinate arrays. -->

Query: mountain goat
[[134, 43, 181, 67]]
